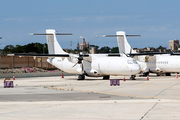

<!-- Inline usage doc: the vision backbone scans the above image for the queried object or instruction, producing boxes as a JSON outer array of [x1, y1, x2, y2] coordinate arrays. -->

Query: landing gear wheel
[[165, 73, 171, 76], [143, 72, 149, 77], [130, 75, 136, 80], [156, 73, 161, 76], [78, 75, 85, 80], [103, 75, 110, 80]]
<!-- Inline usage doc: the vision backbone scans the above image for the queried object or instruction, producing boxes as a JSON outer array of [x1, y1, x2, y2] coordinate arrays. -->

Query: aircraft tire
[[156, 73, 161, 76], [165, 73, 171, 76], [103, 75, 110, 80], [78, 75, 85, 80], [143, 72, 149, 77], [130, 75, 136, 80]]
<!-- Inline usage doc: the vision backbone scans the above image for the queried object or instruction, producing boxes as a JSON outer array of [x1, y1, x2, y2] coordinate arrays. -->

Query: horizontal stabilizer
[[29, 33, 73, 35], [102, 35, 140, 37], [126, 35, 141, 37]]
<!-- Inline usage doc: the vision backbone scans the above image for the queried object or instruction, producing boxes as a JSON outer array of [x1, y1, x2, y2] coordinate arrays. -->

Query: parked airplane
[[112, 31, 180, 76], [9, 29, 141, 80]]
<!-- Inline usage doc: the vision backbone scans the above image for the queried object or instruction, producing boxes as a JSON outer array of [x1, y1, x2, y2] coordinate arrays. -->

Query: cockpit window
[[127, 59, 138, 64]]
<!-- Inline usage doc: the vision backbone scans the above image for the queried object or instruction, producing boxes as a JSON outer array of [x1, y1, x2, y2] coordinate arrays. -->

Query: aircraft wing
[[106, 52, 172, 57], [7, 53, 89, 57], [7, 53, 70, 57], [129, 52, 171, 56], [170, 53, 180, 55]]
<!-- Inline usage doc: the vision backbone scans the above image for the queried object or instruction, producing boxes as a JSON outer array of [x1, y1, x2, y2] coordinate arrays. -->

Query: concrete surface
[[0, 71, 72, 78], [0, 74, 180, 120]]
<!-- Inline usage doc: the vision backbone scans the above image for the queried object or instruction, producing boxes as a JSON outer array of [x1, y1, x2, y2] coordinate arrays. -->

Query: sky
[[0, 0, 180, 50]]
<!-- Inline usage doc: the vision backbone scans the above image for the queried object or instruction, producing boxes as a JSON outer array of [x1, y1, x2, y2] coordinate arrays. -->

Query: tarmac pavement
[[0, 74, 180, 120]]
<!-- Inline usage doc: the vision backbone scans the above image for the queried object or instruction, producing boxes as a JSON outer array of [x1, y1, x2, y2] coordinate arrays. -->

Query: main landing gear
[[129, 75, 136, 80], [165, 73, 171, 76], [143, 72, 149, 77], [78, 74, 85, 80], [103, 75, 110, 80], [156, 73, 171, 76]]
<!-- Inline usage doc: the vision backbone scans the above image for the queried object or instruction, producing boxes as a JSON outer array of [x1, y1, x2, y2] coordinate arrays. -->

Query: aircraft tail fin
[[46, 29, 68, 54], [116, 31, 138, 54], [30, 29, 72, 54]]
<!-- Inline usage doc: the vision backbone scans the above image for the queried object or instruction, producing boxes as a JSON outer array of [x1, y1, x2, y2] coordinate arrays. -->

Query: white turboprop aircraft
[[111, 31, 180, 76], [9, 29, 141, 80]]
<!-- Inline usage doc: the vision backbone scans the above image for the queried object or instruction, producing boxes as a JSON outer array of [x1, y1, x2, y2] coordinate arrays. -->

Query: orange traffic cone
[[13, 75, 15, 80], [176, 73, 178, 79], [147, 75, 149, 80], [123, 76, 126, 81], [61, 73, 64, 78], [3, 77, 6, 82]]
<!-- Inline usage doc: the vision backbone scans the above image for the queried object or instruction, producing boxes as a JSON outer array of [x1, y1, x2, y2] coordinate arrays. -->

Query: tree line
[[1, 43, 48, 54], [0, 42, 119, 54], [0, 42, 167, 55]]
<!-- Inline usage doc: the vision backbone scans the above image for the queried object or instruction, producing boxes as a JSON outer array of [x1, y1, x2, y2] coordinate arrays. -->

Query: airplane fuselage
[[47, 54, 141, 77], [136, 54, 180, 73]]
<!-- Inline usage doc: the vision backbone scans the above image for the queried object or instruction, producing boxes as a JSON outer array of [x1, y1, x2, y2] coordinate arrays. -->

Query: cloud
[[4, 18, 23, 22], [51, 16, 88, 22], [51, 15, 142, 23]]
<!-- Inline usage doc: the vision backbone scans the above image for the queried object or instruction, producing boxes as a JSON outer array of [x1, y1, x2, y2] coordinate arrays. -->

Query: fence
[[0, 55, 57, 69]]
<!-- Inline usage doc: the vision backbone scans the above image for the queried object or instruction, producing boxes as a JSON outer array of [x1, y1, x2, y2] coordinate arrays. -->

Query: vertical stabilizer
[[116, 31, 125, 54], [46, 29, 68, 54], [116, 31, 137, 54]]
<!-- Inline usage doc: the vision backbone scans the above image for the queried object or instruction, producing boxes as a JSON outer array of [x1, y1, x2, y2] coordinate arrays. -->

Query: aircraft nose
[[131, 64, 141, 74]]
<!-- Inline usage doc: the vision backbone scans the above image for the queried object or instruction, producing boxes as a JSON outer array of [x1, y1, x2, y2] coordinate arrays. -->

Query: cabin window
[[127, 60, 138, 64], [127, 60, 133, 64], [133, 60, 138, 64]]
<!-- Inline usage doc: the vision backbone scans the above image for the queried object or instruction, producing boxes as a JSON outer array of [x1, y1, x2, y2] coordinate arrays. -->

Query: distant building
[[90, 47, 98, 54], [134, 47, 167, 53], [80, 38, 88, 50], [146, 47, 155, 51], [169, 39, 179, 50]]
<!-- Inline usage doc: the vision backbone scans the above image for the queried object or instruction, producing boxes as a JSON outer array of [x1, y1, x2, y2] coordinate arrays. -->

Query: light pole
[[43, 44, 46, 54], [80, 35, 98, 53], [174, 42, 179, 51], [43, 44, 46, 69]]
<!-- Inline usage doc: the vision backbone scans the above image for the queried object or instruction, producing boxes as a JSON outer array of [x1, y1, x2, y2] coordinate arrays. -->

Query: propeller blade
[[81, 63, 84, 73], [72, 62, 78, 68]]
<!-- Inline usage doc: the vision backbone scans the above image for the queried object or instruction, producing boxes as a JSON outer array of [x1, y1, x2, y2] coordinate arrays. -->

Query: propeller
[[72, 53, 86, 73]]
